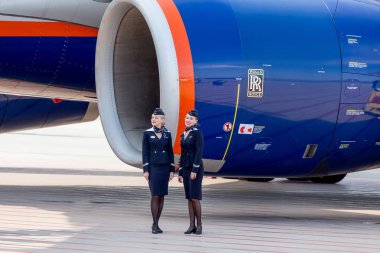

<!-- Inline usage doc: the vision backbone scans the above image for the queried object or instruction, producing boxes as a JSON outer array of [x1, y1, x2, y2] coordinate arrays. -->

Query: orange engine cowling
[[95, 0, 193, 166]]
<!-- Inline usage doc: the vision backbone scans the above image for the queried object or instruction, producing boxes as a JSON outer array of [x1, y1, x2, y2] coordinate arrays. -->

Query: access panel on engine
[[196, 78, 240, 161]]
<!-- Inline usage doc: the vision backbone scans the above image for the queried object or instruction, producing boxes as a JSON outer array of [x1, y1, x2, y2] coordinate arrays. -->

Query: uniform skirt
[[182, 167, 203, 200], [149, 164, 170, 196]]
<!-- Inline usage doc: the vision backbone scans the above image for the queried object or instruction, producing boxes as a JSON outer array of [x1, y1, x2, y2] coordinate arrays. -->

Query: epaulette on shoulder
[[145, 127, 154, 132]]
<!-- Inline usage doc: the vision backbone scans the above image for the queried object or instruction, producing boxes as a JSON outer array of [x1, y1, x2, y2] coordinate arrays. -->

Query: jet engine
[[96, 0, 380, 178]]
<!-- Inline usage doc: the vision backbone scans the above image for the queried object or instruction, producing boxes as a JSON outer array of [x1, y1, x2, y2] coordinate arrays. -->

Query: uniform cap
[[153, 108, 165, 116], [188, 109, 198, 118]]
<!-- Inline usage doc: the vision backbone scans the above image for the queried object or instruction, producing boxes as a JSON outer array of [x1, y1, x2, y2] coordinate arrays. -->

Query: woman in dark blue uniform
[[142, 108, 175, 234], [178, 109, 204, 235]]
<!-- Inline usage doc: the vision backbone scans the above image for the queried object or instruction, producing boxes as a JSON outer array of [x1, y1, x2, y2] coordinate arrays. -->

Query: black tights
[[188, 199, 202, 228], [151, 195, 164, 226]]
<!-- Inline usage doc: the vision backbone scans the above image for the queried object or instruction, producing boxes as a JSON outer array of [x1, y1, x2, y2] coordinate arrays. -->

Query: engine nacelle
[[96, 0, 380, 177], [96, 0, 184, 166]]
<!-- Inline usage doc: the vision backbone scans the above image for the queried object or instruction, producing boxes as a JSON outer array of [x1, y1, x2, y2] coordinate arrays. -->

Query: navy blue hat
[[188, 109, 198, 119], [153, 108, 165, 116]]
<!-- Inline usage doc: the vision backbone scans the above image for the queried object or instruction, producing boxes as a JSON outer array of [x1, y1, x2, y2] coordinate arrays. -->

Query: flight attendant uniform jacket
[[142, 128, 175, 174], [178, 127, 204, 200], [142, 128, 175, 196], [178, 128, 204, 174]]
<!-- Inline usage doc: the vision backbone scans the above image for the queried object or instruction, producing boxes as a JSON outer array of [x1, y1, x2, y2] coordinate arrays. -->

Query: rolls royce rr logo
[[247, 69, 264, 98]]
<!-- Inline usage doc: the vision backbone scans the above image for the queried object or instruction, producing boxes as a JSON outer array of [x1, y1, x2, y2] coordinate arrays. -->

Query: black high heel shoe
[[152, 224, 160, 234], [194, 225, 202, 235], [157, 225, 163, 233], [184, 226, 196, 234]]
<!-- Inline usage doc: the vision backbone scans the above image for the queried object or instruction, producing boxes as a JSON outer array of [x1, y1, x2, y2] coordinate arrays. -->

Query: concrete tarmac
[[0, 119, 379, 253]]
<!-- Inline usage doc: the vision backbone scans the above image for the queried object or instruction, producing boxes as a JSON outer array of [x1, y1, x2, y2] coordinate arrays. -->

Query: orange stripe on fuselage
[[156, 0, 195, 155], [0, 21, 98, 37]]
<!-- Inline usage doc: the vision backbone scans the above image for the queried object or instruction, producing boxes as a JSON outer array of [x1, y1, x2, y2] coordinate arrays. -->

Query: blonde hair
[[160, 115, 166, 127], [152, 114, 165, 128]]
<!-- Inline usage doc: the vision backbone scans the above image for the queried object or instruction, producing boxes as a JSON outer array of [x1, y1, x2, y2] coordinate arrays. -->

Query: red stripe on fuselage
[[0, 21, 98, 37], [156, 0, 195, 155]]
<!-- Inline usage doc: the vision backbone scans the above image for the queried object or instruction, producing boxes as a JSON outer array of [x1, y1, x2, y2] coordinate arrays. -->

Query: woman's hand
[[178, 176, 183, 183], [143, 172, 149, 181], [191, 172, 197, 180], [169, 172, 174, 181]]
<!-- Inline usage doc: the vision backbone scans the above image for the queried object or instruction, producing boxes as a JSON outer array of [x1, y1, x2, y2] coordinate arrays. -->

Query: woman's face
[[151, 115, 164, 128], [185, 114, 198, 128]]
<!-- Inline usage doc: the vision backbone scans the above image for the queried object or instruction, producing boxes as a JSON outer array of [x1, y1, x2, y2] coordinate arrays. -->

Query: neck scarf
[[154, 126, 167, 138], [154, 126, 165, 133]]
